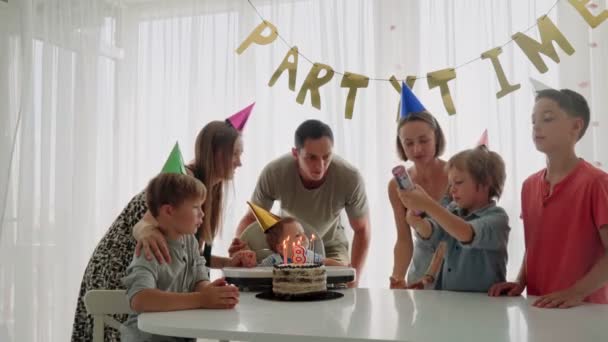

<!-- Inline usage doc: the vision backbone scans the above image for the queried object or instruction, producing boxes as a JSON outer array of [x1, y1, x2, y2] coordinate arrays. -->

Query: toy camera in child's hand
[[392, 165, 415, 191]]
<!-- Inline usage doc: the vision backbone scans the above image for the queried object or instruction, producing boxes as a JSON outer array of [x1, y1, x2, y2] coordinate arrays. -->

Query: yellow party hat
[[247, 201, 281, 232]]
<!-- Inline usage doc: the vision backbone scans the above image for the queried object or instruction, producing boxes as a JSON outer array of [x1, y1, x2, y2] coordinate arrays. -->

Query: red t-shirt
[[521, 160, 608, 304]]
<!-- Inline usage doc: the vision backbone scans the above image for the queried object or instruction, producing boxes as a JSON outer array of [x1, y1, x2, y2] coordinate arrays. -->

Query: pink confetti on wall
[[589, 42, 598, 48], [578, 81, 590, 88], [395, 64, 402, 70], [390, 25, 396, 31], [587, 3, 598, 9], [594, 161, 603, 167]]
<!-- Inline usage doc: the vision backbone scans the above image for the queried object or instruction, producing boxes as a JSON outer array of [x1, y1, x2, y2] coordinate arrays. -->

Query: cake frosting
[[272, 264, 327, 296]]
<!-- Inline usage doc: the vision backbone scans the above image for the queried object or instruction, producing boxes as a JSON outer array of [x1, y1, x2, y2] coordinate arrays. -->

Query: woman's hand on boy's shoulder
[[135, 225, 171, 264]]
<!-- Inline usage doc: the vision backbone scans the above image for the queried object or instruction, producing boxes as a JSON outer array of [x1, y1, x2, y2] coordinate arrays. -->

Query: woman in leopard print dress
[[71, 121, 255, 342]]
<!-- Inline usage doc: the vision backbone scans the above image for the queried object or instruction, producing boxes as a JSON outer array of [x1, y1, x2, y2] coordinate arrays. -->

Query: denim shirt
[[417, 201, 510, 292], [407, 195, 452, 285]]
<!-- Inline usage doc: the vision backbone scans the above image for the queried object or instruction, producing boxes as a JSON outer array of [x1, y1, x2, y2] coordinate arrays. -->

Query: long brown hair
[[189, 121, 240, 244]]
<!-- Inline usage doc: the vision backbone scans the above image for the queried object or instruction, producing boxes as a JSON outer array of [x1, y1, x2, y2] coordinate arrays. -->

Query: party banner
[[237, 0, 607, 119]]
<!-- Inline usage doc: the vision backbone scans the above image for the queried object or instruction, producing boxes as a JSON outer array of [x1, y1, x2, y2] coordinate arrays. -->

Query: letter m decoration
[[512, 16, 575, 74]]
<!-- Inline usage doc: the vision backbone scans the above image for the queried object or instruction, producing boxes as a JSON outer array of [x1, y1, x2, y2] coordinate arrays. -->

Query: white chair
[[0, 322, 10, 342], [239, 222, 274, 263], [84, 290, 132, 342], [84, 290, 230, 342]]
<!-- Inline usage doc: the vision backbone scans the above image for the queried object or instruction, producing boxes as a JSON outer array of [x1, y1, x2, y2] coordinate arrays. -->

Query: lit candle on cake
[[282, 239, 286, 264], [301, 238, 307, 264], [299, 237, 307, 264], [292, 242, 306, 264], [282, 236, 290, 264], [310, 234, 316, 264]]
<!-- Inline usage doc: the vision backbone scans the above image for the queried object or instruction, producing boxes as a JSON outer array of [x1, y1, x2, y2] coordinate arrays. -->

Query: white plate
[[222, 266, 355, 278]]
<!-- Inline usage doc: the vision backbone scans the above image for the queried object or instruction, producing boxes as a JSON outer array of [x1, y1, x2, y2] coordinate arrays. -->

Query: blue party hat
[[400, 81, 426, 118]]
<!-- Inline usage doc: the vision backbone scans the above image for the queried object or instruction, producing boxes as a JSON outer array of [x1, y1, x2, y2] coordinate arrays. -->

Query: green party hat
[[161, 142, 187, 175]]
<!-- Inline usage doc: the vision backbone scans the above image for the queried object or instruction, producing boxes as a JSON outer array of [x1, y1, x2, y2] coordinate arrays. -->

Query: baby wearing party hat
[[247, 202, 344, 267]]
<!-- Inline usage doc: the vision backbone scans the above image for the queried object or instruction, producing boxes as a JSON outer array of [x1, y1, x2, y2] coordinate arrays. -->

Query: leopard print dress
[[71, 191, 147, 342]]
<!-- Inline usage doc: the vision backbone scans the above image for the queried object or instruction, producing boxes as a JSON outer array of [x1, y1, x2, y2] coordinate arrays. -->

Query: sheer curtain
[[0, 0, 606, 341]]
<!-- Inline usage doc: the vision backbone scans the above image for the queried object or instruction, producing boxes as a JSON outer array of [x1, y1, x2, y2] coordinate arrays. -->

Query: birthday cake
[[272, 263, 327, 297]]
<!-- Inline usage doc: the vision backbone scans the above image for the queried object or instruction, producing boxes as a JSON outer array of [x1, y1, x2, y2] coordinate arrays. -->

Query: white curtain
[[1, 0, 606, 341]]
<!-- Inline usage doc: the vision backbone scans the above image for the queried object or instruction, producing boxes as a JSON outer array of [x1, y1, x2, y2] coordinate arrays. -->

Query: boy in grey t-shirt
[[121, 173, 239, 342]]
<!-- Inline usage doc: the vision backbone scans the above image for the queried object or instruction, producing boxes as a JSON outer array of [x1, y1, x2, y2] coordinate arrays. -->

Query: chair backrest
[[239, 222, 273, 263], [239, 222, 325, 263], [84, 290, 132, 342], [0, 322, 10, 342]]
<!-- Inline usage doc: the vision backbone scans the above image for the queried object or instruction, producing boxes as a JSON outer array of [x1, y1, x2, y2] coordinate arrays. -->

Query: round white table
[[138, 288, 608, 342]]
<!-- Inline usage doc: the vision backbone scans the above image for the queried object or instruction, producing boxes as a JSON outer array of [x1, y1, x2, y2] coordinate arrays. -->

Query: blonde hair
[[189, 121, 240, 244], [447, 146, 506, 199], [146, 173, 206, 217]]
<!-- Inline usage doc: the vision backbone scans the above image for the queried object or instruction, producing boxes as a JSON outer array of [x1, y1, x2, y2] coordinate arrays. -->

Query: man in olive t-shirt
[[233, 120, 371, 285]]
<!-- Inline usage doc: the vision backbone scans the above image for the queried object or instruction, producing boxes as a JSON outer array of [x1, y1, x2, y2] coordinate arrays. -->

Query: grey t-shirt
[[251, 154, 369, 263], [121, 234, 209, 342]]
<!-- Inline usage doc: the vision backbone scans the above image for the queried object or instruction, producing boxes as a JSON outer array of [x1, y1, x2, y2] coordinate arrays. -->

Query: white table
[[138, 288, 608, 342]]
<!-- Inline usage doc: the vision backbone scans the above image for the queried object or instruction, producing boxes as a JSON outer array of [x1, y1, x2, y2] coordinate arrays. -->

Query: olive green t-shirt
[[251, 154, 369, 263]]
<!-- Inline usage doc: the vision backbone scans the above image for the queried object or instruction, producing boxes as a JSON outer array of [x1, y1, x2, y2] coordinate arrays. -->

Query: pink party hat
[[226, 102, 255, 132], [477, 129, 489, 147]]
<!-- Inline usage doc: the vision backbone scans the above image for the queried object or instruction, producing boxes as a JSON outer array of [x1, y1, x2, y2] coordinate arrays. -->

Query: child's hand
[[397, 185, 433, 212], [228, 238, 249, 257], [228, 250, 257, 268], [198, 278, 239, 309], [389, 276, 407, 289], [532, 287, 586, 309], [488, 282, 525, 297], [406, 275, 434, 290], [405, 208, 424, 228]]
